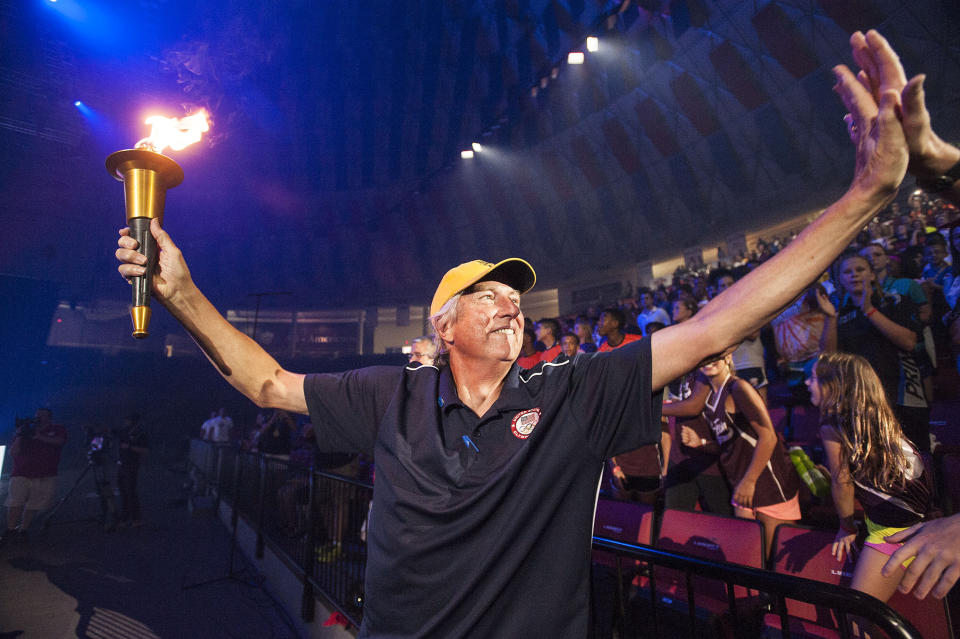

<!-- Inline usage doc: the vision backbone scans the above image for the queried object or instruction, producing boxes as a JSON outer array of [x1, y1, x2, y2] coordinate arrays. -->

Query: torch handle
[[129, 217, 157, 337]]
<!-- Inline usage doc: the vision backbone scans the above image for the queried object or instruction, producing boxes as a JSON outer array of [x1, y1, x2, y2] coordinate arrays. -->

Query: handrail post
[[231, 449, 241, 530], [255, 454, 266, 559], [300, 466, 317, 622], [214, 444, 224, 510]]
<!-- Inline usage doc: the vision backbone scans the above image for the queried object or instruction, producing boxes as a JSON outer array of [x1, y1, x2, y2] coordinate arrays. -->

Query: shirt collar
[[436, 363, 529, 413]]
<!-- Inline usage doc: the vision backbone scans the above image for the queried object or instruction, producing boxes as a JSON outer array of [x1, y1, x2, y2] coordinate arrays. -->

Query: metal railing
[[187, 439, 372, 627], [592, 537, 923, 639], [187, 440, 927, 637]]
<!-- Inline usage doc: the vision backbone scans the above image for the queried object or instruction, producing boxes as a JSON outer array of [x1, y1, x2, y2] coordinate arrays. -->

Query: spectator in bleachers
[[516, 327, 541, 369], [771, 284, 837, 391], [200, 410, 216, 441], [254, 409, 294, 458], [210, 407, 233, 444], [945, 222, 960, 310], [921, 233, 951, 289], [560, 332, 579, 358], [644, 321, 665, 336], [573, 316, 598, 353], [811, 352, 934, 605], [407, 336, 436, 366], [596, 308, 642, 352], [712, 269, 769, 402], [659, 301, 732, 515], [830, 250, 930, 452], [636, 288, 670, 336], [534, 318, 562, 362], [663, 354, 800, 556], [858, 243, 930, 323], [670, 295, 698, 326], [859, 244, 934, 402]]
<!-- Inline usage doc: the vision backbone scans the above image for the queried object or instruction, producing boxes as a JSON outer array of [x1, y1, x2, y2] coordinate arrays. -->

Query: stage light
[[74, 100, 83, 107], [531, 86, 538, 97], [472, 142, 482, 153], [587, 36, 599, 52], [551, 67, 559, 79], [568, 52, 584, 65], [461, 150, 474, 159], [540, 77, 548, 89]]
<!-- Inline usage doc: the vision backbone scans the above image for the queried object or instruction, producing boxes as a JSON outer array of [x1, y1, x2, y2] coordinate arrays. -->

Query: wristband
[[916, 157, 960, 193], [865, 308, 878, 319], [839, 519, 858, 534]]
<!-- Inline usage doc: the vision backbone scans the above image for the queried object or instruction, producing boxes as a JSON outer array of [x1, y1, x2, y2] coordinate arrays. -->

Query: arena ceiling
[[1, 0, 959, 311]]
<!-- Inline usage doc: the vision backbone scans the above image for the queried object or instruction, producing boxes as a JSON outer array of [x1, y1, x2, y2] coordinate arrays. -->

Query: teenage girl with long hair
[[808, 352, 933, 602]]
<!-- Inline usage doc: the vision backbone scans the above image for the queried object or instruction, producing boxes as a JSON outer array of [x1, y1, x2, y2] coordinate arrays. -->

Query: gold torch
[[106, 111, 209, 338]]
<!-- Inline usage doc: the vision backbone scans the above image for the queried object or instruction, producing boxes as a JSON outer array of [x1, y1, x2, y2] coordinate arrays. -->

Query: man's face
[[859, 244, 887, 272], [444, 281, 523, 363], [560, 335, 579, 357], [597, 313, 617, 337], [639, 293, 654, 309], [534, 322, 550, 342], [409, 340, 434, 366]]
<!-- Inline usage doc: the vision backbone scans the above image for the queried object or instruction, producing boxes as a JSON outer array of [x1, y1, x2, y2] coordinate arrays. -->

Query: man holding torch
[[114, 32, 954, 636]]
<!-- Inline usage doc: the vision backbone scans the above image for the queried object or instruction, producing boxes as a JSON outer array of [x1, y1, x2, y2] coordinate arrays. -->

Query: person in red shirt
[[600, 308, 660, 499], [534, 318, 562, 362], [2, 408, 67, 542], [560, 332, 580, 358], [596, 308, 642, 352], [515, 327, 542, 369]]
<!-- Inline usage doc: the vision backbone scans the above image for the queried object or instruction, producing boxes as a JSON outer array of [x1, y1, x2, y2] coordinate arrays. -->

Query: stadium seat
[[653, 509, 765, 618], [592, 498, 655, 570]]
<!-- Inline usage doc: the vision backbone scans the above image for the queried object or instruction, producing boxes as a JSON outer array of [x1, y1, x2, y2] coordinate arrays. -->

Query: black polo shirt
[[305, 338, 662, 638]]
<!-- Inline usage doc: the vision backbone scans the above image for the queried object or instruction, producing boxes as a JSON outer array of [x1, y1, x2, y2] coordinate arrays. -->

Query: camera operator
[[2, 408, 66, 543], [115, 413, 149, 528]]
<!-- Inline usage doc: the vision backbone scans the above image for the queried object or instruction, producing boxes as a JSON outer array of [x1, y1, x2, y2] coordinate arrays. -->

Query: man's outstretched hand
[[846, 30, 959, 182]]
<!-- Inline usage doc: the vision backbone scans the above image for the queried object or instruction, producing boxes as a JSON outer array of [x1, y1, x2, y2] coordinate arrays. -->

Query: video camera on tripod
[[85, 426, 111, 466], [14, 417, 36, 439]]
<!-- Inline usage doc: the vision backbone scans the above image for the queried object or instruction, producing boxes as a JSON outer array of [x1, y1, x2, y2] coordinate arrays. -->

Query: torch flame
[[135, 109, 210, 154]]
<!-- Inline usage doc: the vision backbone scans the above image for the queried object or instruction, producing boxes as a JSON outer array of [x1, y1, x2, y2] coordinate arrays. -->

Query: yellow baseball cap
[[430, 258, 536, 316]]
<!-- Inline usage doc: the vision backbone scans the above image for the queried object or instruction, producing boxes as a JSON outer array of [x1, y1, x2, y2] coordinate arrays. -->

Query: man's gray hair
[[428, 293, 461, 366]]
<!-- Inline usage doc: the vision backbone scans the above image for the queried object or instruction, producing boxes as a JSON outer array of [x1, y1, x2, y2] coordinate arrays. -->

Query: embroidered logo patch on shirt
[[510, 408, 541, 440]]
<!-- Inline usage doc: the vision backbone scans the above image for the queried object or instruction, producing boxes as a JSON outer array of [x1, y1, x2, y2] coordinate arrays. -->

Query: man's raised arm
[[650, 30, 909, 391], [116, 218, 307, 413]]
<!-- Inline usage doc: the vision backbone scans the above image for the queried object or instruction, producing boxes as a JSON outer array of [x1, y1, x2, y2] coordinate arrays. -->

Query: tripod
[[183, 449, 263, 590], [42, 460, 117, 530]]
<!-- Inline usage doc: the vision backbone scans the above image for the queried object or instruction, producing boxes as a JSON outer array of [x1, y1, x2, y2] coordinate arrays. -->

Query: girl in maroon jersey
[[662, 354, 800, 556]]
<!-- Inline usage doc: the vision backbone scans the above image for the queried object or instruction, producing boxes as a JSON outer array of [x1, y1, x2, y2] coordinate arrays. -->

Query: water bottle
[[805, 455, 832, 499], [789, 446, 815, 494]]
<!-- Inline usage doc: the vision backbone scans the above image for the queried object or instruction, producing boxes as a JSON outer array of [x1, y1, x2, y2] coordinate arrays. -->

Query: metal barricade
[[591, 537, 923, 639], [187, 440, 926, 638]]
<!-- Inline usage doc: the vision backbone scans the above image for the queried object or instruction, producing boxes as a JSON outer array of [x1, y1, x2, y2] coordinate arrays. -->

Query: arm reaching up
[[650, 34, 908, 390], [116, 219, 306, 413]]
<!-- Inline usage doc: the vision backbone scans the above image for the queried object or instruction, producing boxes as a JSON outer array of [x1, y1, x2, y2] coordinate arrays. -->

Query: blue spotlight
[[74, 100, 83, 107]]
